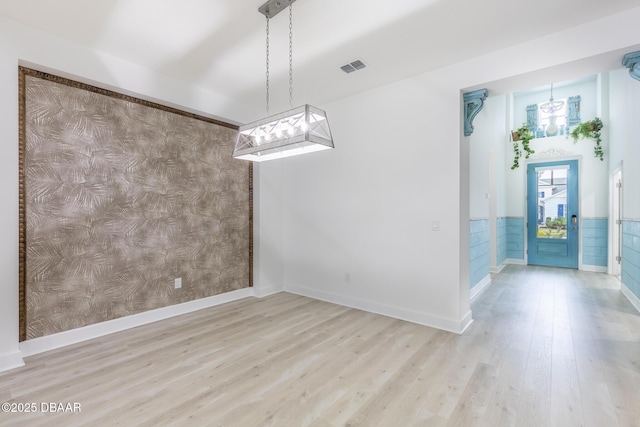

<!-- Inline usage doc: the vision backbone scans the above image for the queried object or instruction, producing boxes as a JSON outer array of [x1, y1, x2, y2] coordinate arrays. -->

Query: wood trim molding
[[18, 68, 26, 342]]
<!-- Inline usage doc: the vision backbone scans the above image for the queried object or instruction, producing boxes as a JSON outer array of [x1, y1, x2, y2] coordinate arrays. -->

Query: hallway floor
[[0, 265, 639, 426], [469, 265, 640, 426]]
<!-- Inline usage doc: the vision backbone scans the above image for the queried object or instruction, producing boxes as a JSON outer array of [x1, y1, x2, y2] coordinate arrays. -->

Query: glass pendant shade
[[233, 104, 334, 162]]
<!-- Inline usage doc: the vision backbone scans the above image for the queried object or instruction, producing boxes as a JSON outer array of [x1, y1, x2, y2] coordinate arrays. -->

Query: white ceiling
[[1, 0, 640, 111]]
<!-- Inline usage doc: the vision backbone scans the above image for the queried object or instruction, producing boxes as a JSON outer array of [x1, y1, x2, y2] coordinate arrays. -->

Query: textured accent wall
[[622, 220, 640, 299], [582, 218, 608, 267], [20, 69, 252, 340], [506, 217, 525, 260], [496, 217, 507, 267], [470, 219, 490, 288]]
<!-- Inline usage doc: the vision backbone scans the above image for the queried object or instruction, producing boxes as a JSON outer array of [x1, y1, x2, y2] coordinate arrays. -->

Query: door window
[[536, 167, 568, 239]]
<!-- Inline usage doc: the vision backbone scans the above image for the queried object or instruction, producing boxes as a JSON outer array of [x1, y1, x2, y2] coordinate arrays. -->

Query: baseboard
[[470, 274, 492, 301], [621, 282, 640, 314], [505, 258, 526, 265], [580, 265, 607, 273], [490, 263, 506, 274], [285, 286, 471, 335], [0, 349, 25, 373], [253, 285, 283, 298], [20, 287, 254, 358], [459, 310, 474, 334]]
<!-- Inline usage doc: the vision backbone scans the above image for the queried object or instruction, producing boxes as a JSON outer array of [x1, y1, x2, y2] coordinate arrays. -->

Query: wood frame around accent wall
[[18, 66, 253, 342]]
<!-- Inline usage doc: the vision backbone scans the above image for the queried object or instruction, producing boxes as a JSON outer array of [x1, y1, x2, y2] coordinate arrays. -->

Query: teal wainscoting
[[506, 217, 525, 260], [470, 219, 490, 288], [622, 220, 640, 300], [496, 217, 508, 267], [582, 218, 608, 267]]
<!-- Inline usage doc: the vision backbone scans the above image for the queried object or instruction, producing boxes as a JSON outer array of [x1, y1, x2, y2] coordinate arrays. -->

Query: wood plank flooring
[[1, 265, 639, 426]]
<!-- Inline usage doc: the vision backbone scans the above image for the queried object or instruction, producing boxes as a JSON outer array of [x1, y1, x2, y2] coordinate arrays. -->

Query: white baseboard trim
[[470, 274, 492, 301], [459, 310, 474, 334], [253, 285, 283, 298], [490, 263, 506, 274], [621, 282, 640, 314], [505, 258, 526, 265], [20, 288, 254, 358], [0, 349, 25, 373], [285, 285, 471, 335], [580, 265, 607, 273]]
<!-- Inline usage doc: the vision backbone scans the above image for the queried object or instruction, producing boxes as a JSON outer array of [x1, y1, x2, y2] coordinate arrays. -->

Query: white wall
[[0, 16, 262, 371], [252, 161, 286, 297], [280, 77, 470, 332], [470, 95, 508, 220], [609, 68, 640, 219], [0, 27, 21, 370]]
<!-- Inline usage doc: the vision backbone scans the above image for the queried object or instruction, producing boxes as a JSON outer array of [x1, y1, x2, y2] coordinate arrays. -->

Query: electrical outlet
[[174, 277, 182, 289], [345, 273, 351, 283]]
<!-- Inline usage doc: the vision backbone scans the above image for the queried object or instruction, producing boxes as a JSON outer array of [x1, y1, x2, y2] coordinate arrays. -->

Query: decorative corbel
[[463, 89, 488, 136], [622, 51, 640, 81]]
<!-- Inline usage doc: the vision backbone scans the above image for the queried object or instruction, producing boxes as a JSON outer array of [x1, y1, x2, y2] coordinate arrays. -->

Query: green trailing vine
[[568, 117, 604, 161], [511, 124, 534, 170]]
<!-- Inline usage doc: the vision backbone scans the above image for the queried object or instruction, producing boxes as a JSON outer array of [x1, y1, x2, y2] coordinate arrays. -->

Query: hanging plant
[[511, 124, 534, 170], [568, 117, 604, 161]]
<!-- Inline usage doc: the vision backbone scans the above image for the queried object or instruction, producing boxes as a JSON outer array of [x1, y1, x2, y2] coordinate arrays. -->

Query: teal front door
[[527, 160, 578, 268]]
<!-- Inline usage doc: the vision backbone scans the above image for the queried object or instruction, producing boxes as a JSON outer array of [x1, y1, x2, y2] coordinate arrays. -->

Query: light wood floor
[[1, 265, 639, 426]]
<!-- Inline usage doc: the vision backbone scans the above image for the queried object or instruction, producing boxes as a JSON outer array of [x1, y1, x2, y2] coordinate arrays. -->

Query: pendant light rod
[[265, 15, 270, 115], [288, 0, 293, 108], [258, 0, 298, 19]]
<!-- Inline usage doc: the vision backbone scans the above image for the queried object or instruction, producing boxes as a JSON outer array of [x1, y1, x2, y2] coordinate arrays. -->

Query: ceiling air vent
[[340, 60, 367, 74]]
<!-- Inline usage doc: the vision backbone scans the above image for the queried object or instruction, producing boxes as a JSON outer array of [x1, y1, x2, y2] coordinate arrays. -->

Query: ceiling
[[1, 0, 639, 112]]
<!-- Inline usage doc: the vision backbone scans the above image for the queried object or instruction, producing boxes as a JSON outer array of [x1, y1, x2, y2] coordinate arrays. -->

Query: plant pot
[[511, 131, 522, 141]]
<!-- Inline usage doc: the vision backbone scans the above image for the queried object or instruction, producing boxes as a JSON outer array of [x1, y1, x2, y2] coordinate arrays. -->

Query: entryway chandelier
[[540, 83, 564, 114], [232, 0, 334, 162]]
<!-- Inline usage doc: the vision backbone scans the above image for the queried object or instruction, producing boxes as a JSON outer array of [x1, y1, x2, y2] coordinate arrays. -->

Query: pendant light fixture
[[540, 83, 564, 114], [232, 0, 334, 162]]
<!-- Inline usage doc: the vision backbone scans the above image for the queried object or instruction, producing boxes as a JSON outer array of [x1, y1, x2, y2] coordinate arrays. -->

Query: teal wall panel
[[497, 218, 507, 267], [582, 218, 608, 267], [622, 220, 640, 299], [506, 217, 524, 260], [470, 219, 490, 288]]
